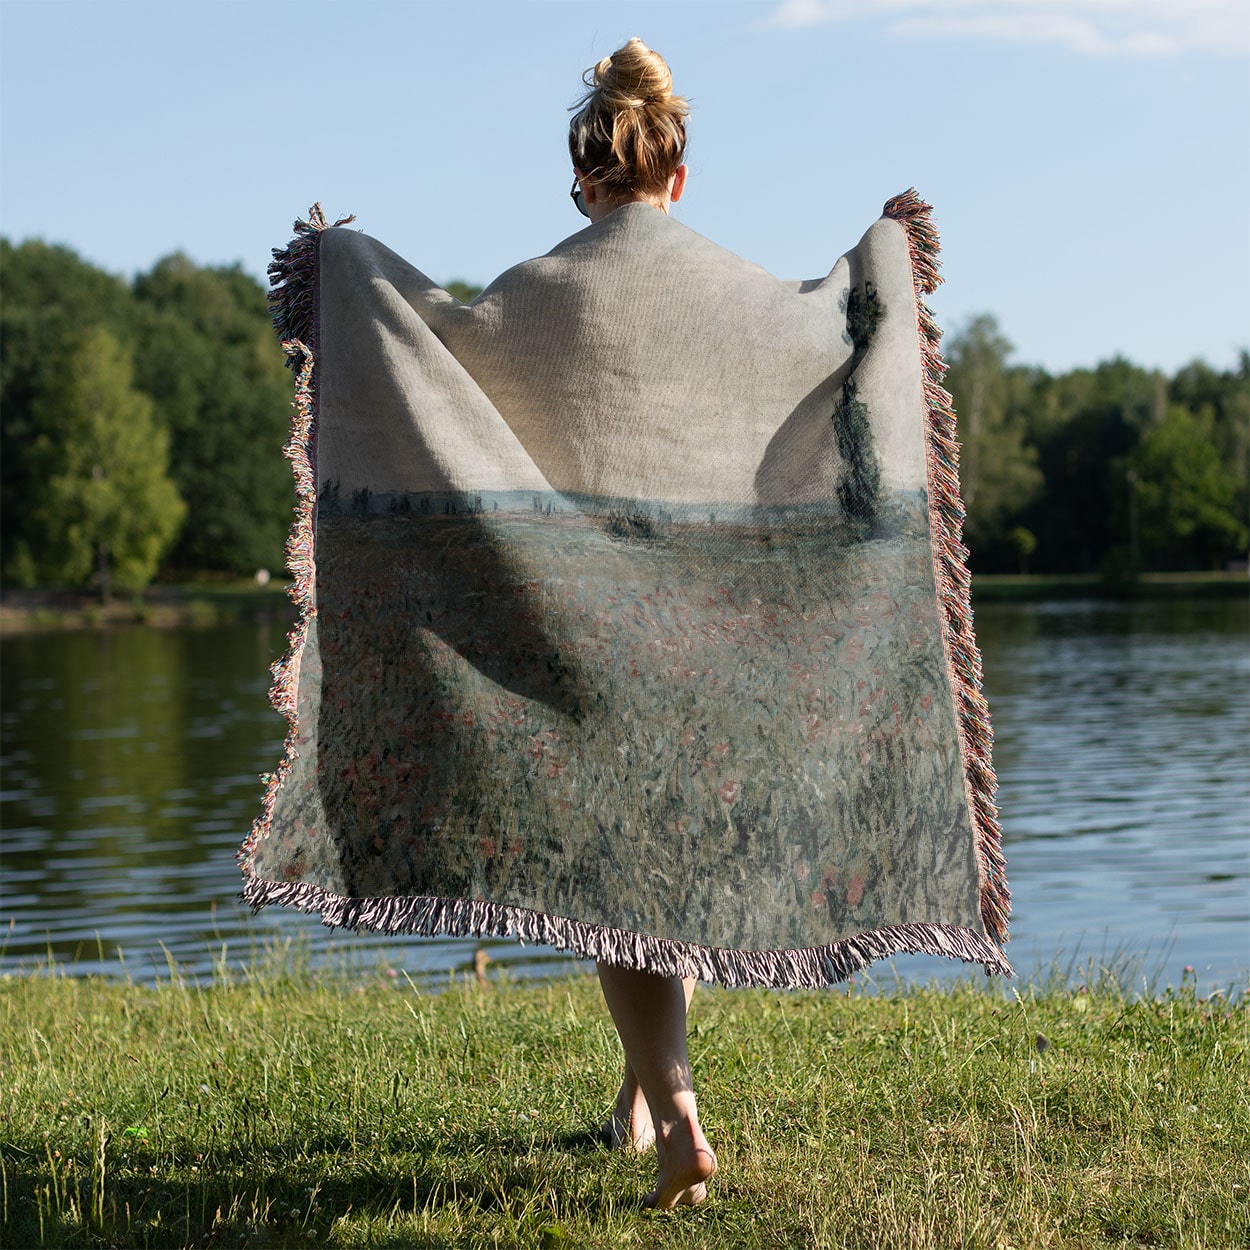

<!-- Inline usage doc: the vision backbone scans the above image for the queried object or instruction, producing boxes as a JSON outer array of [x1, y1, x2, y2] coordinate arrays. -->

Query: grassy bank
[[1, 570, 1245, 634], [970, 570, 1249, 602], [0, 582, 296, 634], [2, 966, 1245, 1249]]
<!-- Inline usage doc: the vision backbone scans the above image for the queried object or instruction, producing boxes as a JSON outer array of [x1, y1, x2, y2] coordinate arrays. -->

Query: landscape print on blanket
[[247, 482, 981, 955]]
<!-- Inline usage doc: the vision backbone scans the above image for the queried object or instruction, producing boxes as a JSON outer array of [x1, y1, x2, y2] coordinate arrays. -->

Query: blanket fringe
[[241, 874, 1013, 987], [266, 203, 355, 357], [237, 205, 350, 871], [883, 189, 1010, 946]]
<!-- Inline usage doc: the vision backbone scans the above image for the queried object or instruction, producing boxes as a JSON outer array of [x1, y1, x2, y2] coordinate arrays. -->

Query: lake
[[2, 597, 1246, 994]]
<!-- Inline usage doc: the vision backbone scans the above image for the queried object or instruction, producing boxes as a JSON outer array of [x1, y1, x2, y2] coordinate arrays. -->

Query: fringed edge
[[240, 197, 1013, 987], [883, 189, 1011, 946], [241, 874, 1014, 988], [238, 206, 352, 873], [265, 203, 355, 359]]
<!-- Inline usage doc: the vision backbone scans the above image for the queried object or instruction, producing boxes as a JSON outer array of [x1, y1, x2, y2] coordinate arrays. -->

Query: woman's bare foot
[[644, 1116, 717, 1209], [602, 1070, 655, 1151], [595, 966, 712, 1207]]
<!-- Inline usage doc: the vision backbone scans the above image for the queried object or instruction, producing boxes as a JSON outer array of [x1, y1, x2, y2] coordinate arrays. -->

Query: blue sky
[[2, 0, 1246, 375]]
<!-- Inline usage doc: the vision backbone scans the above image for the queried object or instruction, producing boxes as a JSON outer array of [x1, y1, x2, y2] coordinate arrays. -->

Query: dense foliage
[[945, 315, 1248, 574], [1, 237, 1245, 592], [1, 239, 292, 591]]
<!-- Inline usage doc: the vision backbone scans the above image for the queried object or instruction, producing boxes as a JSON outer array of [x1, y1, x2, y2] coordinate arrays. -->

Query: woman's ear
[[669, 164, 688, 203], [574, 168, 599, 206]]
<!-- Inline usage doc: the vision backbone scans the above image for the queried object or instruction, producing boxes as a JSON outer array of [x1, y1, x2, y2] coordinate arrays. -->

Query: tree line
[[945, 316, 1247, 575], [1, 238, 1246, 594], [2, 239, 295, 595]]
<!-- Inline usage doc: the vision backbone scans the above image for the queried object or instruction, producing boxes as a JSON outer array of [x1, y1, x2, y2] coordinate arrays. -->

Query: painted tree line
[[1, 237, 1246, 594]]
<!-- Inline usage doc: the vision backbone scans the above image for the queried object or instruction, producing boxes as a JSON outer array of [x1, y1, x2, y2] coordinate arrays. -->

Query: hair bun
[[592, 37, 675, 111], [569, 38, 688, 198]]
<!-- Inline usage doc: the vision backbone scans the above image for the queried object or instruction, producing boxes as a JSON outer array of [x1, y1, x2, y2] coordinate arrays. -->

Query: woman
[[245, 36, 1010, 1217], [566, 39, 717, 1210]]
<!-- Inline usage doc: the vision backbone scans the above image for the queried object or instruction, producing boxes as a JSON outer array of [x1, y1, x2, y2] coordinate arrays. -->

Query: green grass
[[971, 571, 1248, 601], [2, 962, 1246, 1249], [0, 580, 295, 634]]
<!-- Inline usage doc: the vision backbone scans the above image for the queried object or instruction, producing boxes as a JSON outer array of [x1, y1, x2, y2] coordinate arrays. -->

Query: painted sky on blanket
[[1, 0, 1246, 375]]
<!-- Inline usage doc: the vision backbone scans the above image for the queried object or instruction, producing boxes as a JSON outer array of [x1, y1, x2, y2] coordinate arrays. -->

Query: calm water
[[2, 598, 1247, 991]]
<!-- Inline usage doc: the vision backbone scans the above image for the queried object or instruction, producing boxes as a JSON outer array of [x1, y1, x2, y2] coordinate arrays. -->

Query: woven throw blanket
[[239, 192, 1012, 987]]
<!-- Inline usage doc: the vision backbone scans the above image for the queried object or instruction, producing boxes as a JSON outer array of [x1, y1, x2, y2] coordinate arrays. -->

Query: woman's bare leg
[[602, 1057, 654, 1151], [596, 964, 716, 1207], [602, 978, 696, 1152]]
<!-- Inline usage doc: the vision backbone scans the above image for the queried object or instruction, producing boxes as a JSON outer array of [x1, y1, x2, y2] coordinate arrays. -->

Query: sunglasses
[[570, 177, 589, 219]]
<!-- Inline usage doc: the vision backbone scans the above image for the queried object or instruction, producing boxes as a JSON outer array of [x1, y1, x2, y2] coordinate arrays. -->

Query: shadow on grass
[[5, 1124, 633, 1249]]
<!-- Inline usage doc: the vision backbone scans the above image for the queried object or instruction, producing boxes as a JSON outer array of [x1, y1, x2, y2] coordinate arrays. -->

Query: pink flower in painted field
[[811, 889, 826, 908], [718, 781, 740, 804], [846, 876, 865, 907], [479, 838, 497, 858]]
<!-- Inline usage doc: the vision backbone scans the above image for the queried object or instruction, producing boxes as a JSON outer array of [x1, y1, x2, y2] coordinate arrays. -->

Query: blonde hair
[[568, 38, 689, 199]]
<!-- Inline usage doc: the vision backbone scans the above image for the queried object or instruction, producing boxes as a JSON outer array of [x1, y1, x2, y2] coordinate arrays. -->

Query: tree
[[1, 239, 138, 579], [23, 327, 185, 596], [131, 255, 293, 574], [1132, 405, 1247, 569], [1169, 353, 1250, 540], [1021, 357, 1160, 573], [1007, 526, 1037, 575], [943, 316, 1043, 562], [444, 279, 483, 303]]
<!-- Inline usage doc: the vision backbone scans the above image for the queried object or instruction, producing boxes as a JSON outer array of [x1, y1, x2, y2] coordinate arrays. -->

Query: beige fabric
[[239, 200, 1012, 987], [318, 204, 926, 504]]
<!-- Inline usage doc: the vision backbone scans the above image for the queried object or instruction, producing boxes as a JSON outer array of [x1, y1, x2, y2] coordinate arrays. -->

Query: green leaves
[[1, 239, 291, 587], [944, 316, 1248, 574], [944, 315, 1043, 555], [25, 327, 185, 595], [131, 254, 294, 574], [1133, 406, 1247, 566]]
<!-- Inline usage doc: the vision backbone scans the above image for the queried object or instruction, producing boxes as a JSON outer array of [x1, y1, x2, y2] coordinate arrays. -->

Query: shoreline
[[0, 581, 297, 634], [1, 571, 1245, 635], [970, 569, 1249, 602]]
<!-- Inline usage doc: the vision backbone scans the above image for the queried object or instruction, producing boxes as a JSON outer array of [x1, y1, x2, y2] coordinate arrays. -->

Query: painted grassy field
[[248, 495, 988, 963], [2, 960, 1245, 1249]]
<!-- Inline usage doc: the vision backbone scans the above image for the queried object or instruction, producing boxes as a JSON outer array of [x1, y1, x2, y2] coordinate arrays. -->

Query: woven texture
[[239, 195, 1012, 986]]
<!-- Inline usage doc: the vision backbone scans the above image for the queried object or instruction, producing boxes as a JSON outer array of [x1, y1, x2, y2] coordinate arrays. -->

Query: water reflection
[[968, 597, 1249, 990], [2, 598, 1246, 990]]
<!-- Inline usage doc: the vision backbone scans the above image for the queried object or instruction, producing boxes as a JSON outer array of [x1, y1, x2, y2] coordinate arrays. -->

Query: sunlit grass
[[2, 958, 1245, 1248]]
